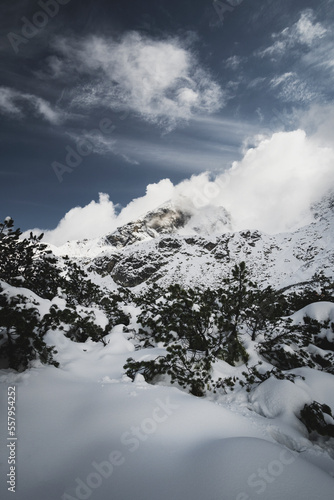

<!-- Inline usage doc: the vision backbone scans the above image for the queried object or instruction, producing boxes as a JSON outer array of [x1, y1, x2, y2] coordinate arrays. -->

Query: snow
[[291, 301, 334, 324], [1, 324, 334, 500], [249, 378, 312, 421]]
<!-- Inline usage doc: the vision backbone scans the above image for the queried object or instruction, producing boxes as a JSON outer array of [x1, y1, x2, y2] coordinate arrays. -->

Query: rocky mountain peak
[[103, 203, 192, 249]]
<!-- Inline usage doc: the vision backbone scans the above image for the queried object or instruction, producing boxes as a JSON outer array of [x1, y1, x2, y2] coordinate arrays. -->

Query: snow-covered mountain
[[53, 192, 334, 292]]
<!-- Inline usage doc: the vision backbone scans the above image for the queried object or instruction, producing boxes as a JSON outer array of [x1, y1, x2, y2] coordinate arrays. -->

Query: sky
[[1, 0, 334, 244]]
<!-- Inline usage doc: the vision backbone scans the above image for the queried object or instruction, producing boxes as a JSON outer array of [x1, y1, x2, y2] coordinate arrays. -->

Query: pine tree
[[216, 262, 251, 364], [0, 287, 59, 371], [0, 217, 61, 299]]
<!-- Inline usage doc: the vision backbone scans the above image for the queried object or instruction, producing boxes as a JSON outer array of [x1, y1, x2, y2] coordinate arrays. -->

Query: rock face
[[103, 205, 192, 248], [68, 196, 334, 290]]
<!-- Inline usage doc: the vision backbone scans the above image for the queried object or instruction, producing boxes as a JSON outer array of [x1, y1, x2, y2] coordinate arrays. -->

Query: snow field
[[1, 315, 334, 500]]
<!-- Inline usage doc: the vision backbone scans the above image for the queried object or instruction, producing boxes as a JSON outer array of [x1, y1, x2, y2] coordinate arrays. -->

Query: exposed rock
[[157, 237, 183, 250], [111, 252, 168, 287]]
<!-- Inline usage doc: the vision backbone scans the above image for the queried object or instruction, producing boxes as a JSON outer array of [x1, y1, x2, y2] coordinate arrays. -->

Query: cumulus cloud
[[35, 194, 117, 245], [297, 103, 334, 148], [49, 32, 224, 127], [34, 181, 175, 246], [208, 130, 334, 233], [36, 129, 334, 245], [0, 86, 64, 124], [257, 10, 327, 59]]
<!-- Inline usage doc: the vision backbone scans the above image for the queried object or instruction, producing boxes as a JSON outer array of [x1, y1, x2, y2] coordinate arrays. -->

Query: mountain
[[53, 192, 334, 292]]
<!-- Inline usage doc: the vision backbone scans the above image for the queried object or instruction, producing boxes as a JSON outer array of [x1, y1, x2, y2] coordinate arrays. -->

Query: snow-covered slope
[[52, 193, 334, 292], [1, 319, 334, 500]]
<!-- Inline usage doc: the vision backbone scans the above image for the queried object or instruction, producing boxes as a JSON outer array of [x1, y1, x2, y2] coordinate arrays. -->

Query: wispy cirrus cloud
[[301, 40, 334, 74], [225, 55, 243, 70], [44, 32, 225, 129], [65, 114, 259, 173], [0, 86, 65, 124], [270, 72, 319, 103], [0, 87, 22, 116], [256, 9, 327, 59]]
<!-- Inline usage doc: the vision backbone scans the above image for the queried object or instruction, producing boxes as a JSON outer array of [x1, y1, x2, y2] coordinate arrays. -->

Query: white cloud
[[270, 73, 295, 87], [31, 96, 63, 125], [34, 181, 175, 246], [302, 40, 334, 74], [51, 32, 225, 127], [0, 87, 22, 116], [37, 193, 117, 245], [36, 128, 334, 245], [209, 130, 334, 233], [294, 10, 327, 46], [270, 73, 318, 103], [0, 86, 64, 124], [257, 10, 327, 59], [297, 103, 334, 148], [225, 55, 243, 70]]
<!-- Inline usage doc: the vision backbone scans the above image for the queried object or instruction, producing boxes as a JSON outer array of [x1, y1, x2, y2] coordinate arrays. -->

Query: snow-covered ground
[[1, 319, 334, 500]]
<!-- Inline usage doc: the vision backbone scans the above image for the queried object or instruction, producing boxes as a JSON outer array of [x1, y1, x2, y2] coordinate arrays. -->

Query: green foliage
[[0, 218, 133, 371], [125, 264, 259, 396], [299, 401, 334, 437], [125, 263, 334, 396], [100, 288, 131, 335], [125, 349, 213, 397], [0, 217, 61, 300], [0, 217, 32, 284], [42, 305, 105, 343], [239, 363, 301, 392], [61, 259, 102, 307], [0, 288, 59, 371], [285, 273, 334, 314], [258, 315, 334, 371]]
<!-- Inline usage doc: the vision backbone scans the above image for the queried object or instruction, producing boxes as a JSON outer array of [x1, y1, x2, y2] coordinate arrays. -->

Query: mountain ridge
[[48, 192, 334, 292]]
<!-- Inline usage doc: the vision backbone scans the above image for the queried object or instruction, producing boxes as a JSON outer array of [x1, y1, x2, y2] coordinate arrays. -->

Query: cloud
[[257, 10, 327, 59], [208, 130, 334, 233], [34, 193, 117, 246], [302, 40, 334, 74], [294, 10, 327, 46], [32, 96, 63, 124], [71, 115, 258, 173], [270, 73, 319, 103], [297, 103, 334, 148], [225, 55, 243, 70], [0, 86, 64, 124], [49, 32, 225, 128], [0, 87, 22, 116], [33, 181, 175, 246], [35, 128, 334, 245]]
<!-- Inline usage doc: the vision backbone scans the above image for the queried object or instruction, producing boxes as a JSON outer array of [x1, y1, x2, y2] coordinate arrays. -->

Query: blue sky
[[1, 0, 334, 237]]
